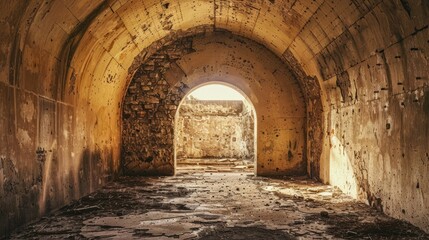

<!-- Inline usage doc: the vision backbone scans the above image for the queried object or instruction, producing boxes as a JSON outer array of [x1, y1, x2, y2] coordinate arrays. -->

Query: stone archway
[[121, 31, 309, 177], [174, 82, 257, 174]]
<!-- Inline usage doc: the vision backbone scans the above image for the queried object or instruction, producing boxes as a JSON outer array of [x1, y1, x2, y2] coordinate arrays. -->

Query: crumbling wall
[[5, 0, 429, 236], [282, 51, 324, 180], [240, 101, 256, 159], [176, 100, 255, 159], [122, 32, 308, 176], [311, 1, 429, 232], [122, 37, 194, 175], [0, 1, 121, 237]]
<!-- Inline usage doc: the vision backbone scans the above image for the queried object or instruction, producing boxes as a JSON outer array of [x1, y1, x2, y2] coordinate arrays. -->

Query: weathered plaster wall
[[0, 58, 121, 237], [283, 54, 324, 180], [0, 1, 122, 237], [319, 18, 429, 233], [1, 0, 428, 236], [122, 32, 307, 176], [294, 1, 429, 232], [176, 100, 255, 159]]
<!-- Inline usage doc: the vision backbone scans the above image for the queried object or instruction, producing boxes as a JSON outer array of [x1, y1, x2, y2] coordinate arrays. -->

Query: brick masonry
[[122, 37, 195, 175]]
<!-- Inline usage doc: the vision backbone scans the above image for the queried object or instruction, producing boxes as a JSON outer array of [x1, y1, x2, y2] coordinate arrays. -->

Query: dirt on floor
[[6, 173, 429, 240]]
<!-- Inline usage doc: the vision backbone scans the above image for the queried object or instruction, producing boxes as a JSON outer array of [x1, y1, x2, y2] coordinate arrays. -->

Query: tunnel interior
[[0, 0, 428, 238], [121, 31, 308, 177]]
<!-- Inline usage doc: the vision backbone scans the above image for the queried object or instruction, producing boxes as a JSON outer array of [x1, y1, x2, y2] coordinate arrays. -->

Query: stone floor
[[8, 172, 429, 240], [176, 158, 254, 173]]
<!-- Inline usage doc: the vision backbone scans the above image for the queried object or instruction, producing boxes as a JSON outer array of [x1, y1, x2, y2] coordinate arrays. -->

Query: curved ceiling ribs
[[58, 0, 428, 111], [1, 0, 428, 236], [5, 0, 426, 105]]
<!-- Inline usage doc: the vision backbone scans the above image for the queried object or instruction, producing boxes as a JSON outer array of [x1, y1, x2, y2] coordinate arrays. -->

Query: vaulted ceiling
[[2, 0, 426, 107]]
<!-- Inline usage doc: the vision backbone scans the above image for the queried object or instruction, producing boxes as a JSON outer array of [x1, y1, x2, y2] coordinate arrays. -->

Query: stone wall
[[122, 37, 194, 175], [3, 0, 429, 236], [176, 100, 255, 159], [122, 32, 308, 176], [283, 52, 324, 180], [320, 24, 429, 231], [0, 2, 122, 236]]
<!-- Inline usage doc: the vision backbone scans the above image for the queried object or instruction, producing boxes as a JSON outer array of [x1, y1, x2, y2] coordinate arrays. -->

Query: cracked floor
[[8, 172, 429, 239]]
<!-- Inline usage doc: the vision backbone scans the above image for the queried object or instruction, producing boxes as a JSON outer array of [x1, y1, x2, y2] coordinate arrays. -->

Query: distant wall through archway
[[121, 32, 309, 177], [174, 83, 257, 173]]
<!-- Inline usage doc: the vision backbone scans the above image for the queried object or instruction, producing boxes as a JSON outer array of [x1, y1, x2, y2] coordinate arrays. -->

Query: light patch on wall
[[188, 84, 245, 101], [17, 128, 32, 148], [329, 135, 358, 198], [20, 97, 35, 123]]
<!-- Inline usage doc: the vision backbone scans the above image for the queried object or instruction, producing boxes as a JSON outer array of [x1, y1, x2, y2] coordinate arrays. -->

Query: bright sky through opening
[[188, 84, 245, 101]]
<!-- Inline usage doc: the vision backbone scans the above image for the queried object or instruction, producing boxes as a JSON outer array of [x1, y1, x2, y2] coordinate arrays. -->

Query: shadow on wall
[[282, 53, 324, 180], [0, 147, 116, 237]]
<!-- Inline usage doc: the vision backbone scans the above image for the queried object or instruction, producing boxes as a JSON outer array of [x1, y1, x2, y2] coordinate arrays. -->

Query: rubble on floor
[[8, 173, 428, 240]]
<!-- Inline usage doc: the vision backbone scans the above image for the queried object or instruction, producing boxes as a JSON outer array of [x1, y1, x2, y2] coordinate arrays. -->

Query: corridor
[[1, 0, 428, 237]]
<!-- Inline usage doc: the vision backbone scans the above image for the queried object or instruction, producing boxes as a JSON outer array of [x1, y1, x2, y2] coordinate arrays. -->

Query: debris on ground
[[8, 173, 429, 239]]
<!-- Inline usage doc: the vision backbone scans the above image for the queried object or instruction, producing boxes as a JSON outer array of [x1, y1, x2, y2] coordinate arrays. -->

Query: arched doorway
[[174, 83, 257, 174], [121, 32, 308, 177]]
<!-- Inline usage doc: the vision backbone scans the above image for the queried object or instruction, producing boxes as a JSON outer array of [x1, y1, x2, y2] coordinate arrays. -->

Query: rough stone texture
[[0, 1, 122, 237], [8, 173, 429, 239], [311, 1, 429, 233], [176, 99, 255, 160], [1, 0, 428, 236], [0, 83, 120, 237], [122, 32, 307, 177], [323, 33, 429, 232], [283, 51, 325, 180], [122, 37, 195, 176]]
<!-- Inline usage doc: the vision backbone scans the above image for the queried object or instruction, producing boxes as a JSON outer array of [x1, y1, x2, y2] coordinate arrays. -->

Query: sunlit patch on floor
[[9, 173, 428, 239]]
